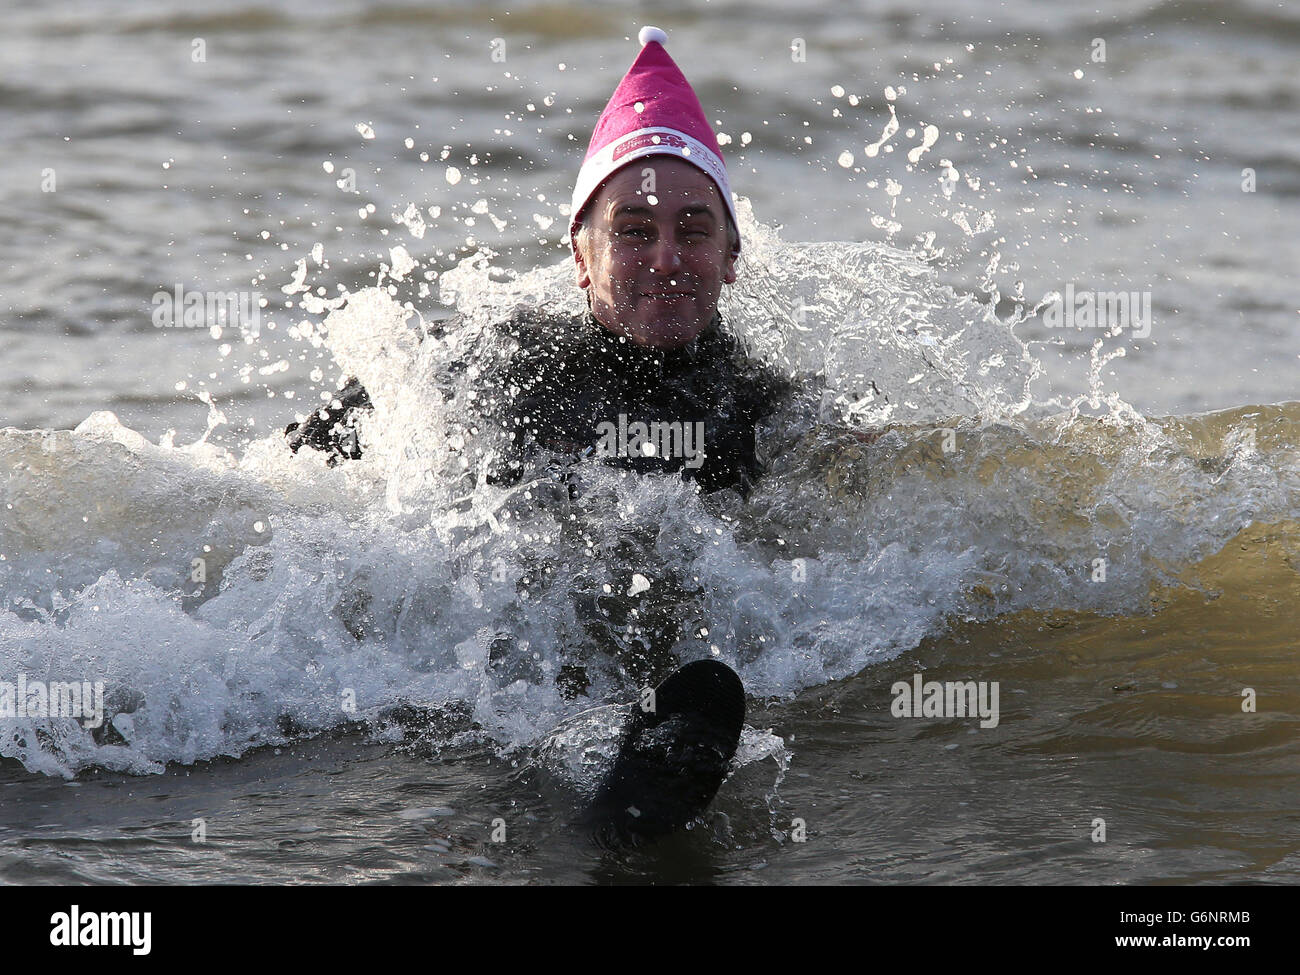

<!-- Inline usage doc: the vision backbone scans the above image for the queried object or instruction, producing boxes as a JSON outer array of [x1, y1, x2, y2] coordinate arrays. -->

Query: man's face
[[573, 156, 738, 349]]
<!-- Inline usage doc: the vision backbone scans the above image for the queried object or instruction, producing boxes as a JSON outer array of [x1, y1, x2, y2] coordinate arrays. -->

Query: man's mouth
[[641, 290, 694, 300]]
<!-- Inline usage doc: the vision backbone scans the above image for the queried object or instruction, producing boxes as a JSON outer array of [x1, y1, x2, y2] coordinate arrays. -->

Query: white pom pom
[[638, 26, 668, 47]]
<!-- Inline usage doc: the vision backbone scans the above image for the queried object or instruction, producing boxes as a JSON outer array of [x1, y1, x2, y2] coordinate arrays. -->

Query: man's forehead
[[607, 200, 719, 221], [595, 161, 721, 218]]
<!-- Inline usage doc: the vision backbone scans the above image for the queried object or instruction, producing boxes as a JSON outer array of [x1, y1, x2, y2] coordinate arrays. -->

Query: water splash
[[2, 199, 1298, 779]]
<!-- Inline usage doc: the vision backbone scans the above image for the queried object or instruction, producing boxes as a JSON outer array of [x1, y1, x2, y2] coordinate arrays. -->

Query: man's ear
[[722, 243, 739, 286], [572, 226, 590, 289]]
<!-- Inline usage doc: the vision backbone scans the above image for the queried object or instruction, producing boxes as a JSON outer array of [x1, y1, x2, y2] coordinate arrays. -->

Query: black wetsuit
[[287, 304, 799, 693], [286, 306, 793, 498], [288, 307, 787, 834]]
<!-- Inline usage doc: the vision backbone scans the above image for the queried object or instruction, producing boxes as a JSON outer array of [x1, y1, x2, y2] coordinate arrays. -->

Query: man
[[287, 27, 796, 838], [288, 27, 803, 678], [287, 26, 793, 501]]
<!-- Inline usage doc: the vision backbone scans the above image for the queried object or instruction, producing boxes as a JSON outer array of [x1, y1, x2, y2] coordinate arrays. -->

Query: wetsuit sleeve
[[477, 311, 583, 487], [282, 311, 469, 466], [753, 373, 814, 469], [709, 366, 800, 499], [482, 338, 547, 487], [284, 376, 372, 466]]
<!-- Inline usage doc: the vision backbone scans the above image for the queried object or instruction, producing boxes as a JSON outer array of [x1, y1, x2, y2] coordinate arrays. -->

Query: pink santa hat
[[569, 26, 740, 256]]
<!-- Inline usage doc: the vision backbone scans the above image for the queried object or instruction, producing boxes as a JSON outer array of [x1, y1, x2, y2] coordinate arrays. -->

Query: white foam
[[2, 210, 1297, 779]]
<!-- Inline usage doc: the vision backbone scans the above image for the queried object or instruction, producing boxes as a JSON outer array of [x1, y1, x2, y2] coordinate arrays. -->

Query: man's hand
[[284, 376, 372, 466]]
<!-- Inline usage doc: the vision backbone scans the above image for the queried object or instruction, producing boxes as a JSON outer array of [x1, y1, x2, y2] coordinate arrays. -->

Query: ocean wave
[[2, 208, 1297, 778]]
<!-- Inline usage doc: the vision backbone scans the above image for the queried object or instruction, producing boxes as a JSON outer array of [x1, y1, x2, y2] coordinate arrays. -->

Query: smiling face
[[572, 156, 739, 349]]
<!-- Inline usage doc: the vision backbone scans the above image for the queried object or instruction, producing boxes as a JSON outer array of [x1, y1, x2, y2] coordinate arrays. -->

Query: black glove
[[284, 376, 372, 466]]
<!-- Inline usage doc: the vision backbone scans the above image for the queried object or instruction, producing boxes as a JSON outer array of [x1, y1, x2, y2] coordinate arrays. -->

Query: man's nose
[[647, 234, 683, 273]]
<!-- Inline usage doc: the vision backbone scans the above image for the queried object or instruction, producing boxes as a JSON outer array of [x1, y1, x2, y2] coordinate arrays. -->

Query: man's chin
[[627, 309, 709, 348], [627, 321, 703, 349], [591, 302, 709, 348]]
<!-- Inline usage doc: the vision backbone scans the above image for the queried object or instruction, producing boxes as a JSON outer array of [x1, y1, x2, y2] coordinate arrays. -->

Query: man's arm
[[282, 310, 473, 465], [284, 376, 372, 465]]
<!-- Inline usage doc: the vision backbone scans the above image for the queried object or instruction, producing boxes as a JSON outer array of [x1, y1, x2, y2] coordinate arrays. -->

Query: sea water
[[2, 0, 1297, 884]]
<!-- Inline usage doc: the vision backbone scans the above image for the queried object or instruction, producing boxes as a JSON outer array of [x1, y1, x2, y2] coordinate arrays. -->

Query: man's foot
[[585, 658, 745, 845]]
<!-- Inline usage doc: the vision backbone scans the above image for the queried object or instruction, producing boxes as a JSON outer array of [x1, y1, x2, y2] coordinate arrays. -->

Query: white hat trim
[[569, 127, 739, 252]]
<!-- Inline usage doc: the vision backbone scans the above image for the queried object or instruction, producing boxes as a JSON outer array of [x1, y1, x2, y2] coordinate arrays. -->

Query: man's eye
[[617, 227, 649, 238]]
